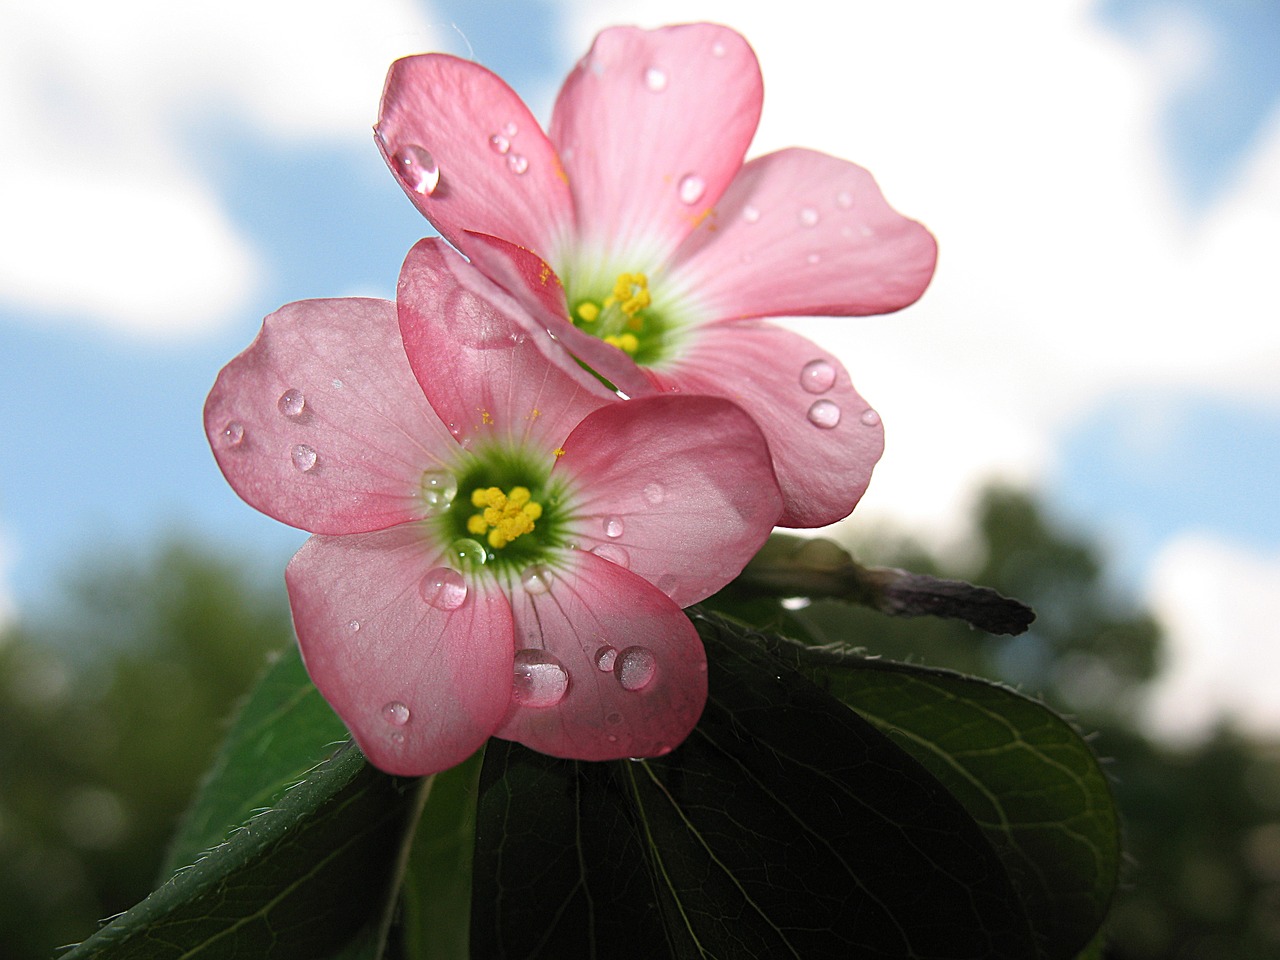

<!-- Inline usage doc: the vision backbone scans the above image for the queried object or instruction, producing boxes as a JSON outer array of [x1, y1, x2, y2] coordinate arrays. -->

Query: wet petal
[[204, 297, 456, 535], [397, 239, 616, 451], [550, 23, 762, 261], [494, 550, 707, 761], [556, 394, 781, 606], [669, 148, 937, 320], [647, 323, 884, 528], [376, 54, 573, 259], [287, 526, 514, 776]]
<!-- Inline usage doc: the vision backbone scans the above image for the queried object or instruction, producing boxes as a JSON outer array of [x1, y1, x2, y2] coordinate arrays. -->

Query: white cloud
[[0, 0, 443, 339], [1142, 535, 1280, 741]]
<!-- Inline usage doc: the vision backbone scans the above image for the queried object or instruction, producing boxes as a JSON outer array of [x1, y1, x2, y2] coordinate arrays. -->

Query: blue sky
[[1, 0, 1277, 738]]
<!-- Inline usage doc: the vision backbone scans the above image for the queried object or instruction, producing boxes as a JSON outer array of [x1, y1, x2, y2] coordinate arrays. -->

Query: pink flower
[[204, 239, 782, 775], [375, 22, 937, 528]]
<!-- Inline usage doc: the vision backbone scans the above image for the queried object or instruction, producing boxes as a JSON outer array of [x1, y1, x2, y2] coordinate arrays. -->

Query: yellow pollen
[[603, 272, 651, 317], [553, 447, 566, 458], [604, 333, 640, 354], [480, 409, 494, 425], [467, 486, 543, 549], [576, 301, 600, 322]]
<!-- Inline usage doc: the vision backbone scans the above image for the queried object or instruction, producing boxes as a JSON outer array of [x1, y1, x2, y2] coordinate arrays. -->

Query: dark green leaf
[[471, 614, 1038, 959]]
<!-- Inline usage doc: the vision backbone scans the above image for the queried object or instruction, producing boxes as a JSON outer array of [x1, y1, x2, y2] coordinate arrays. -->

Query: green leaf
[[762, 628, 1120, 960], [471, 614, 1039, 959]]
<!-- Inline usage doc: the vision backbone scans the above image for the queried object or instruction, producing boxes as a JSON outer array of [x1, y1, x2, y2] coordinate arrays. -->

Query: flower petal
[[494, 550, 707, 761], [204, 298, 456, 535], [376, 54, 573, 258], [556, 394, 781, 606], [668, 148, 937, 320], [397, 239, 616, 451], [647, 323, 884, 528], [286, 526, 514, 776], [550, 23, 762, 261]]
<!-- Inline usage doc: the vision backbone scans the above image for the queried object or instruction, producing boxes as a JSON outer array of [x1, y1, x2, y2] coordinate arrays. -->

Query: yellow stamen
[[604, 332, 640, 354], [467, 485, 544, 549], [576, 301, 600, 322]]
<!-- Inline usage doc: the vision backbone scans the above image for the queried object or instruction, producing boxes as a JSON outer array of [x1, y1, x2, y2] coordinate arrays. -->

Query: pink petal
[[287, 526, 514, 776], [550, 23, 762, 260], [556, 394, 781, 606], [376, 54, 573, 260], [397, 239, 616, 451], [204, 298, 457, 535], [494, 550, 707, 761], [669, 148, 937, 320], [647, 323, 884, 528]]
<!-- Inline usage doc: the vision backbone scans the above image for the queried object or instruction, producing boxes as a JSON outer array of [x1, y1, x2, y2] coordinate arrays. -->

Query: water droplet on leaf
[[512, 650, 568, 707], [421, 567, 467, 610], [277, 388, 305, 418], [617, 647, 657, 691], [291, 444, 318, 472], [393, 144, 440, 196], [677, 174, 705, 205], [807, 399, 841, 429]]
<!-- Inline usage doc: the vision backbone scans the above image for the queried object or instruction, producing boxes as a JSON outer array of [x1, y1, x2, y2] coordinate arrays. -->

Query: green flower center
[[568, 270, 672, 366]]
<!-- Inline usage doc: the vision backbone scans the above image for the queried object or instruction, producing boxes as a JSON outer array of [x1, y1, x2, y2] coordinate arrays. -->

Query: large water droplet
[[291, 444, 318, 472], [512, 650, 568, 707], [421, 567, 467, 610], [420, 470, 458, 512], [806, 399, 841, 429], [595, 646, 618, 672], [617, 647, 657, 691], [677, 174, 705, 205], [799, 207, 820, 227], [799, 359, 836, 394], [507, 153, 528, 175], [741, 205, 761, 224], [603, 516, 624, 538], [644, 66, 668, 91], [488, 133, 510, 155], [277, 388, 305, 418], [220, 421, 244, 447], [393, 144, 440, 196], [383, 701, 410, 726], [642, 482, 664, 505], [451, 538, 489, 568], [520, 564, 553, 595], [860, 408, 882, 427], [591, 544, 629, 568], [502, 121, 518, 137]]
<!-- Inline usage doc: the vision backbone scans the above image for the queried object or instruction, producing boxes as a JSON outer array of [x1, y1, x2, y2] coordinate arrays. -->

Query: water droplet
[[642, 482, 664, 505], [220, 421, 244, 447], [502, 121, 518, 137], [420, 470, 458, 512], [806, 253, 821, 265], [512, 650, 568, 707], [677, 174, 705, 205], [711, 41, 727, 57], [799, 207, 819, 227], [860, 408, 882, 427], [603, 516, 624, 538], [488, 133, 510, 155], [347, 619, 361, 633], [595, 646, 618, 672], [741, 205, 761, 224], [393, 144, 440, 196], [450, 538, 489, 568], [291, 444, 318, 472], [331, 378, 344, 389], [506, 153, 528, 175], [591, 544, 629, 568], [382, 701, 410, 726], [617, 646, 657, 691], [836, 191, 854, 209], [390, 731, 405, 744], [520, 564, 553, 595], [277, 388, 305, 418], [607, 733, 618, 743], [420, 567, 467, 610], [800, 359, 837, 394], [644, 66, 667, 91], [807, 399, 841, 429]]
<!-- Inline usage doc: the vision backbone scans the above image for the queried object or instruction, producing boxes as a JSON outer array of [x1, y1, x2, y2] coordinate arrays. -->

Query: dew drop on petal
[[799, 359, 837, 394], [595, 645, 618, 672], [451, 538, 489, 568], [860, 408, 882, 427], [420, 567, 467, 610], [677, 174, 705, 205], [520, 564, 553, 595], [390, 731, 405, 744], [591, 544, 629, 568], [507, 153, 528, 175], [420, 470, 458, 512], [711, 41, 727, 57], [799, 207, 820, 227], [393, 144, 440, 196], [644, 66, 668, 91], [277, 388, 305, 418], [807, 399, 842, 429], [642, 482, 664, 505], [836, 191, 854, 209], [488, 133, 510, 154], [291, 444, 318, 472], [742, 205, 761, 224], [347, 619, 361, 633], [382, 701, 410, 726], [603, 516, 624, 538], [617, 646, 657, 691], [512, 650, 568, 707], [502, 121, 518, 137], [220, 421, 244, 447], [806, 253, 821, 265]]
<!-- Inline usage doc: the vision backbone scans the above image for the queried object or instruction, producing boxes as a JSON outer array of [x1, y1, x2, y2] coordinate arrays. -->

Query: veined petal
[[669, 148, 937, 320], [494, 550, 706, 761], [204, 298, 456, 535], [376, 54, 573, 258], [647, 323, 884, 528], [397, 239, 616, 451], [287, 526, 514, 776], [556, 394, 781, 606], [550, 23, 762, 262]]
